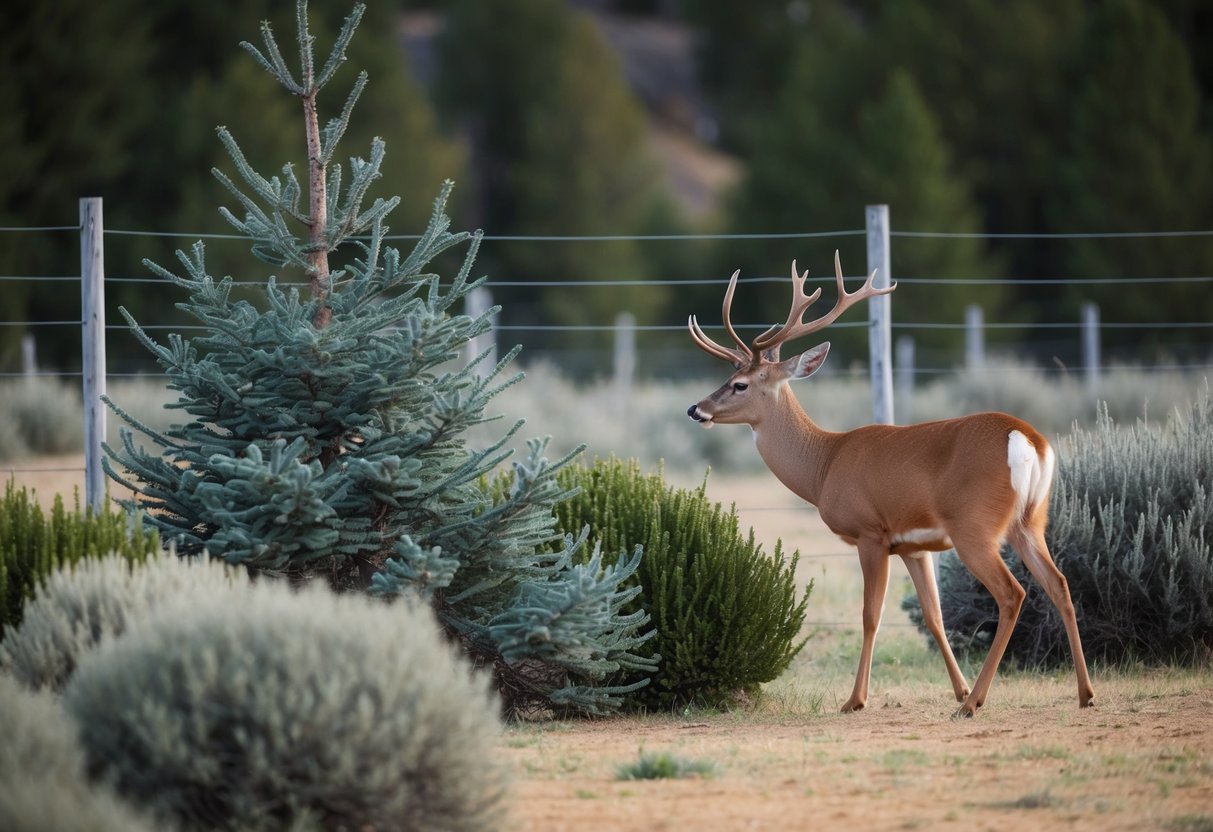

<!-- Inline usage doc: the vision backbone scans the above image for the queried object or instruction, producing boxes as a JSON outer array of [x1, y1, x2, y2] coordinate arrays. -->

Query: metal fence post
[[866, 205, 894, 425], [80, 197, 106, 513], [1081, 302, 1100, 395], [895, 335, 915, 425], [464, 285, 496, 380], [614, 311, 636, 409], [965, 304, 985, 372]]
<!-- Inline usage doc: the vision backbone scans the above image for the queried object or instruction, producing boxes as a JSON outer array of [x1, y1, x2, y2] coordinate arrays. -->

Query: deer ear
[[785, 342, 830, 380], [761, 344, 781, 363]]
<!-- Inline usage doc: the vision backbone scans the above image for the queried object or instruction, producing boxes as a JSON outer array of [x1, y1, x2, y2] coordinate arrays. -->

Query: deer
[[686, 253, 1095, 717]]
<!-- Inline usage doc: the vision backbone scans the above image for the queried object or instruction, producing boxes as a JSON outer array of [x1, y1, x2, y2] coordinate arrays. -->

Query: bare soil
[[9, 461, 1213, 831], [503, 684, 1213, 832]]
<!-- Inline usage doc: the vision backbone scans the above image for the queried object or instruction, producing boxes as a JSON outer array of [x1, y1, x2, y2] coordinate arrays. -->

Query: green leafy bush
[[0, 482, 161, 638], [63, 579, 505, 832], [1, 552, 246, 691], [550, 458, 811, 709], [904, 388, 1213, 665], [0, 674, 159, 832]]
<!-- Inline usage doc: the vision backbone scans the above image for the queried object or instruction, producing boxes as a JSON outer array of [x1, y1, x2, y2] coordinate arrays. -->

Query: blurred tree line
[[3, 0, 1211, 375]]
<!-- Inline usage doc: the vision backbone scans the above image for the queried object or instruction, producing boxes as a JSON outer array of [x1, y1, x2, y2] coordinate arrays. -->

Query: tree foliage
[[102, 1, 653, 715], [1051, 0, 1213, 343], [724, 6, 999, 360], [436, 0, 672, 348], [0, 0, 460, 370]]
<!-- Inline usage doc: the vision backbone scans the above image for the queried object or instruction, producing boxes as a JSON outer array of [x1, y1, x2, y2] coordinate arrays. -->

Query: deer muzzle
[[686, 404, 714, 427]]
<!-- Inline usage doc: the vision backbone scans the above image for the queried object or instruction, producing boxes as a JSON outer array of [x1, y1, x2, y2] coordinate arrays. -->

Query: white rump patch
[[1007, 430, 1052, 517]]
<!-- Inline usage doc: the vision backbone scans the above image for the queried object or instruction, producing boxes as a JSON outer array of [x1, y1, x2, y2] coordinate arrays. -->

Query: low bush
[[904, 388, 1213, 666], [0, 482, 161, 638], [550, 458, 811, 709], [1, 552, 246, 691], [0, 674, 159, 832], [63, 580, 505, 832], [0, 378, 83, 459]]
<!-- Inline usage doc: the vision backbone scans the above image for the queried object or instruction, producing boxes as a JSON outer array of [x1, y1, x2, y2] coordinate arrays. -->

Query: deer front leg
[[900, 552, 970, 703], [842, 539, 891, 713]]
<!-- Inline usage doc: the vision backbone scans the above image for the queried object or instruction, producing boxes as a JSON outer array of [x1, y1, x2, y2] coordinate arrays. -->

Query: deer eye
[[732, 381, 749, 392]]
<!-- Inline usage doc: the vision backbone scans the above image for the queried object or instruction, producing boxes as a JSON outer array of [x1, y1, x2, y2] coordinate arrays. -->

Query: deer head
[[687, 252, 895, 428]]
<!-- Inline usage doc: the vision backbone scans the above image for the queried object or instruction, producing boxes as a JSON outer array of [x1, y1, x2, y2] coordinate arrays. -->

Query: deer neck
[[750, 388, 836, 507]]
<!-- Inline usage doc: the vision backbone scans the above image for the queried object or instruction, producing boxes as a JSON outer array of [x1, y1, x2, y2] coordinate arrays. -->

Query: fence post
[[895, 335, 915, 425], [614, 311, 636, 405], [464, 285, 496, 380], [866, 205, 894, 425], [1081, 302, 1100, 394], [21, 334, 36, 378], [80, 197, 107, 513], [965, 304, 984, 372]]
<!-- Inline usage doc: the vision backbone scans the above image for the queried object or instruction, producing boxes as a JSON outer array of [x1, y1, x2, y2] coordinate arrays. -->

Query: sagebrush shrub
[[0, 552, 246, 691], [905, 388, 1213, 665], [549, 458, 812, 708], [63, 580, 505, 832], [0, 378, 83, 459], [0, 482, 161, 638], [0, 674, 159, 832]]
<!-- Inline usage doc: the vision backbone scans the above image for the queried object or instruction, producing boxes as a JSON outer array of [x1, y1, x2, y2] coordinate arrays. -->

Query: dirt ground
[[9, 460, 1213, 831], [500, 473, 1213, 832], [503, 683, 1213, 832]]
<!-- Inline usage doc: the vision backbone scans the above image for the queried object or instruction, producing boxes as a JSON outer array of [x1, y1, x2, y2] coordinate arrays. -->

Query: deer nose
[[687, 404, 704, 422]]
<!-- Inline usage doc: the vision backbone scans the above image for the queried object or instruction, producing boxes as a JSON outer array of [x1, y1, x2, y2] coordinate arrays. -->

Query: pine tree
[[102, 0, 655, 715], [1052, 0, 1213, 351], [435, 0, 672, 356], [726, 9, 998, 361]]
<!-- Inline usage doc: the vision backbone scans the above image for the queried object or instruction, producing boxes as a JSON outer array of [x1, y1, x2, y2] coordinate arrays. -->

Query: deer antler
[[688, 269, 754, 366], [753, 251, 896, 353]]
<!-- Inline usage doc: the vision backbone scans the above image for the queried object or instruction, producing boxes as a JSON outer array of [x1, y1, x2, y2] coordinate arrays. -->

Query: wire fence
[[3, 207, 1212, 472]]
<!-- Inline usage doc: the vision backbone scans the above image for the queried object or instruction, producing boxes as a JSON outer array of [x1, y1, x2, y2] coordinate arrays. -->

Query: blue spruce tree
[[102, 0, 654, 715]]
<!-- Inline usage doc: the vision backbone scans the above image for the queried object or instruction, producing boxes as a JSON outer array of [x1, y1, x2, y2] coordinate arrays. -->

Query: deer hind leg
[[1006, 523, 1096, 708], [951, 533, 1026, 718], [900, 552, 970, 703], [842, 538, 891, 713]]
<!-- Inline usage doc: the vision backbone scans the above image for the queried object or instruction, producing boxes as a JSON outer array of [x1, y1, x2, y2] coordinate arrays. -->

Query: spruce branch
[[320, 71, 367, 166], [240, 21, 302, 94], [295, 1, 316, 93], [316, 3, 366, 88]]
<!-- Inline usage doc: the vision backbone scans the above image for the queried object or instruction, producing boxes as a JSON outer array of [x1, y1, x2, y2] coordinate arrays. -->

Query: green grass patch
[[616, 749, 719, 781]]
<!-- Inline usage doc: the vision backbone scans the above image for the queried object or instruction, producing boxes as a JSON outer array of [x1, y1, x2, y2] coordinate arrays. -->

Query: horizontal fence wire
[[3, 220, 1210, 370]]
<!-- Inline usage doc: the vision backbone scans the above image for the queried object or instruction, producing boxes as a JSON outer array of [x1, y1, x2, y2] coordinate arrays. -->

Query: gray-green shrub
[[905, 387, 1213, 665], [0, 674, 160, 832], [63, 580, 505, 832], [550, 458, 811, 709], [0, 551, 246, 691], [0, 378, 83, 459]]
